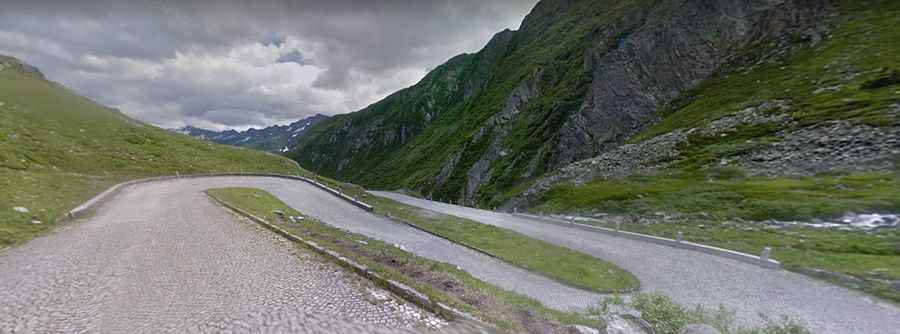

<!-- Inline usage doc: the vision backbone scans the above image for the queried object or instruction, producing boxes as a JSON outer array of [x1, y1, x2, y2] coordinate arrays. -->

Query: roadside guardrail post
[[761, 247, 772, 262]]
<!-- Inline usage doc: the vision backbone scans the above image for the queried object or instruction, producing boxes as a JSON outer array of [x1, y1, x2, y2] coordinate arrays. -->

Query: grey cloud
[[276, 50, 308, 65], [0, 0, 538, 129]]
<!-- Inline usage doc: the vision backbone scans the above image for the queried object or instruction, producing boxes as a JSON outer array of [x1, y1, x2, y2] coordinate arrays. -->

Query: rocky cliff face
[[513, 0, 900, 208], [291, 0, 836, 207], [550, 0, 832, 168]]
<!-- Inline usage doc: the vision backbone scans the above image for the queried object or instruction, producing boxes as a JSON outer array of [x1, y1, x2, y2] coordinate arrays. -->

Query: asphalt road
[[373, 191, 900, 334]]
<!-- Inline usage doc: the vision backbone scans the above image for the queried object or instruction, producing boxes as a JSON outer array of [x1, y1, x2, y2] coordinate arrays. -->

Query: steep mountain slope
[[290, 0, 833, 206], [0, 56, 300, 246], [511, 0, 900, 303], [289, 32, 512, 181], [518, 0, 900, 214], [173, 114, 328, 153]]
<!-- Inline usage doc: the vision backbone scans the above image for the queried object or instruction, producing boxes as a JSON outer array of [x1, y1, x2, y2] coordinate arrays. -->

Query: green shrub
[[861, 70, 900, 90], [755, 316, 811, 334], [633, 293, 688, 334], [705, 166, 746, 180]]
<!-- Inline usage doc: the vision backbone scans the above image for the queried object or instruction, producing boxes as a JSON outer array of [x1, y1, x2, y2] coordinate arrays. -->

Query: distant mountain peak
[[171, 114, 329, 152]]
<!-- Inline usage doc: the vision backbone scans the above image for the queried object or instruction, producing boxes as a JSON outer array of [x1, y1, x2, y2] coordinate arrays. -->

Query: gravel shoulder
[[373, 191, 900, 334]]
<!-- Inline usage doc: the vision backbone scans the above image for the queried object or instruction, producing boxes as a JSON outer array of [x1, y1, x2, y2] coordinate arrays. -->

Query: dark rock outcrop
[[0, 55, 46, 80]]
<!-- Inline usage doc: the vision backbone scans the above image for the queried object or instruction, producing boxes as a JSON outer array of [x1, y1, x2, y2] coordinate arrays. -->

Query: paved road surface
[[373, 191, 900, 334], [0, 177, 448, 333], [198, 176, 601, 310], [0, 176, 593, 333]]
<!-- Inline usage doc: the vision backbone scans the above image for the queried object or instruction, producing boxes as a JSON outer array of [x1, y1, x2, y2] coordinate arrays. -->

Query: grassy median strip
[[368, 195, 639, 293], [298, 175, 639, 293], [205, 187, 600, 333]]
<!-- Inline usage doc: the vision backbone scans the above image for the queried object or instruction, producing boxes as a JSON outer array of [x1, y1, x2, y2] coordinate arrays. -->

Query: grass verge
[[205, 187, 601, 333], [369, 194, 638, 293], [536, 172, 900, 222], [297, 174, 638, 293]]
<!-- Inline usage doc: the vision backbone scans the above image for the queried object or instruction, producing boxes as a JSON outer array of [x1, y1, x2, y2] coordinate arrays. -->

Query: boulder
[[679, 324, 721, 334], [606, 314, 654, 334], [567, 324, 601, 334]]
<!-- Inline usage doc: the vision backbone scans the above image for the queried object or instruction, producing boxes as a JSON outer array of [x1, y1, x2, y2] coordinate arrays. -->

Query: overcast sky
[[0, 0, 537, 130]]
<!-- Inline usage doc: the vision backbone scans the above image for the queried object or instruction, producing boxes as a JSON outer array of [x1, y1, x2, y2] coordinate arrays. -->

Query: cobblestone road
[[373, 191, 900, 334], [0, 178, 445, 333], [202, 176, 603, 310]]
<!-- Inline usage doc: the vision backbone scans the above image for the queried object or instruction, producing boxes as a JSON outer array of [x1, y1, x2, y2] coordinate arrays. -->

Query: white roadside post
[[676, 231, 684, 242], [761, 247, 773, 262]]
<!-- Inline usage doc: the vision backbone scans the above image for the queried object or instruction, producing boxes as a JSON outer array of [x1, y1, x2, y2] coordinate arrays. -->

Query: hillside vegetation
[[289, 0, 836, 208], [0, 57, 300, 247]]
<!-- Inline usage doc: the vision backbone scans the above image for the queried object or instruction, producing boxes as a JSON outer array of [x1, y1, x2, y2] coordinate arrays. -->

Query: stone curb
[[516, 213, 781, 270], [381, 212, 637, 294], [63, 172, 374, 222], [205, 193, 477, 323]]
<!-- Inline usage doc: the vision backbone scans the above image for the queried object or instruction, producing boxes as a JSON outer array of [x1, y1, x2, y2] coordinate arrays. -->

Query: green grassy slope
[[289, 40, 510, 182], [0, 62, 300, 247]]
